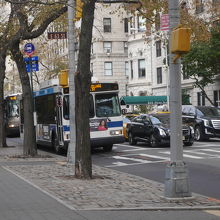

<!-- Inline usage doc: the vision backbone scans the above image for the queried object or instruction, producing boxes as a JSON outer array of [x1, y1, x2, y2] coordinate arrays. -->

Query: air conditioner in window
[[106, 48, 111, 56]]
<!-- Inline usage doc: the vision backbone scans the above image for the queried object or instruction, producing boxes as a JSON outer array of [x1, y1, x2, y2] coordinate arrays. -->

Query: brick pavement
[[1, 140, 220, 211]]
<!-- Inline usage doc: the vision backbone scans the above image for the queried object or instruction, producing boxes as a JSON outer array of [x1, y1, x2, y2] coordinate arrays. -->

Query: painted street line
[[139, 153, 169, 160], [112, 155, 151, 164], [183, 150, 220, 158], [114, 144, 143, 149], [160, 151, 203, 159], [200, 149, 220, 153]]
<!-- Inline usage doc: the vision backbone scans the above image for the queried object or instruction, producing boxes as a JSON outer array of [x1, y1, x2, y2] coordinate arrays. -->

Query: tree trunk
[[75, 0, 96, 179], [0, 51, 7, 148], [11, 41, 37, 156]]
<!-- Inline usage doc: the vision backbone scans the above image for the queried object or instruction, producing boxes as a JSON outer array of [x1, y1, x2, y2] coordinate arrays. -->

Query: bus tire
[[52, 133, 61, 154], [103, 145, 113, 152]]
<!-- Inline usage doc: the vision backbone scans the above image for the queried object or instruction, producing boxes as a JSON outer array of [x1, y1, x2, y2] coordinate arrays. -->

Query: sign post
[[24, 43, 35, 94]]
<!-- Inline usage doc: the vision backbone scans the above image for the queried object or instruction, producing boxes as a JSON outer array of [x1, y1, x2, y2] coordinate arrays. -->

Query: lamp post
[[67, 0, 76, 164], [164, 0, 191, 198]]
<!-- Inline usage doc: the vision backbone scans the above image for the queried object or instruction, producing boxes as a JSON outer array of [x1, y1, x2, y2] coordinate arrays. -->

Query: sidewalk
[[1, 139, 220, 215]]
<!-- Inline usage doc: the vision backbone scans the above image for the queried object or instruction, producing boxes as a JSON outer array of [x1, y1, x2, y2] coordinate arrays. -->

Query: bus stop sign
[[24, 43, 35, 56]]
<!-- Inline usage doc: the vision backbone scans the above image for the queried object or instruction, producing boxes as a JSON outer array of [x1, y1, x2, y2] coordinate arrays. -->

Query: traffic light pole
[[67, 0, 76, 164], [164, 0, 191, 198]]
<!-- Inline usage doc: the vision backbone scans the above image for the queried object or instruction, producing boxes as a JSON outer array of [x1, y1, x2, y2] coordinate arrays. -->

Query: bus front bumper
[[91, 136, 125, 148]]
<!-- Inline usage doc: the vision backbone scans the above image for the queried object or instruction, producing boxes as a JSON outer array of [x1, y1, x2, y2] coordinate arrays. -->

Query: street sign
[[24, 43, 35, 56], [24, 56, 39, 72], [48, 32, 67, 39], [26, 63, 39, 72], [24, 56, 38, 62], [160, 14, 170, 31]]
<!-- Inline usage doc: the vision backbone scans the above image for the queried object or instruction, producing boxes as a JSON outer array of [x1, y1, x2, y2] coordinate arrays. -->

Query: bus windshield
[[63, 94, 95, 120], [95, 93, 121, 117], [6, 100, 19, 117]]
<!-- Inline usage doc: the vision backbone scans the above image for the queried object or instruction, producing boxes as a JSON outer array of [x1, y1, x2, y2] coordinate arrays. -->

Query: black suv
[[126, 113, 194, 147], [182, 105, 220, 141]]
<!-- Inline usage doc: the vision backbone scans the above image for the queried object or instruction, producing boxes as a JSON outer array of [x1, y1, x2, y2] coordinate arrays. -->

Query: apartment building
[[91, 3, 129, 97], [126, 0, 220, 107]]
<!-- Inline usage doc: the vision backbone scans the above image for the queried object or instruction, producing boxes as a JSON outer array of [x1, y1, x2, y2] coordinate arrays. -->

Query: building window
[[103, 18, 111, 33], [156, 40, 161, 57], [195, 0, 204, 14], [124, 42, 128, 53], [125, 61, 129, 76], [155, 13, 160, 31], [214, 90, 220, 107], [182, 64, 189, 80], [197, 92, 205, 106], [124, 18, 128, 33], [138, 59, 146, 78], [137, 16, 146, 32], [90, 63, 93, 76], [104, 62, 113, 76], [157, 67, 162, 84], [130, 61, 133, 79], [103, 42, 112, 53], [129, 16, 135, 33]]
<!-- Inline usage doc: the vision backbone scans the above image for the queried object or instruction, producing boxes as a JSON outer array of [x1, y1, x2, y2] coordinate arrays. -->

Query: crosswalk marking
[[200, 149, 220, 153], [139, 153, 169, 160], [103, 142, 220, 167], [184, 150, 220, 157], [112, 155, 151, 163], [159, 151, 203, 159]]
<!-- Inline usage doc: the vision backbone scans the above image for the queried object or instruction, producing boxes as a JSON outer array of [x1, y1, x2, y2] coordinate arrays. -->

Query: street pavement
[[0, 139, 220, 220]]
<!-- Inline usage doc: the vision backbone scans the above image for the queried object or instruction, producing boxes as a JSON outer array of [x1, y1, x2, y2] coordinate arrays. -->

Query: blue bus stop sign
[[24, 43, 35, 56]]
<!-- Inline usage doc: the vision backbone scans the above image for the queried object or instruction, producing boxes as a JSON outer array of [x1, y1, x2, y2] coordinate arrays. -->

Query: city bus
[[32, 79, 124, 153], [5, 93, 21, 137]]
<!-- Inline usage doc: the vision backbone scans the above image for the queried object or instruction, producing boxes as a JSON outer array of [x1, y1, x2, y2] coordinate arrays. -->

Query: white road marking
[[200, 149, 220, 153], [160, 151, 203, 159], [139, 153, 169, 160], [112, 156, 150, 164], [114, 144, 142, 149], [192, 143, 220, 148], [105, 160, 167, 167]]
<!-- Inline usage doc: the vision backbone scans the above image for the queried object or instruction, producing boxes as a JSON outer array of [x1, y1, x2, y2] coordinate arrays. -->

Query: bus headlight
[[110, 130, 122, 135], [9, 124, 15, 128]]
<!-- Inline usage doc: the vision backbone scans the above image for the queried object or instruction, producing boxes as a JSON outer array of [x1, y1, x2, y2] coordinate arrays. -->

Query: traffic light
[[75, 0, 83, 21], [171, 27, 191, 54], [59, 70, 68, 87]]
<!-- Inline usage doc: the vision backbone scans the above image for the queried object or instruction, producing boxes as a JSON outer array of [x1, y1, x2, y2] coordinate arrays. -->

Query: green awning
[[120, 96, 167, 105]]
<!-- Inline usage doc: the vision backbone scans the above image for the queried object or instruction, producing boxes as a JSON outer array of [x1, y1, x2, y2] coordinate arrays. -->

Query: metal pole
[[29, 57, 33, 94], [164, 0, 191, 198], [67, 0, 76, 163]]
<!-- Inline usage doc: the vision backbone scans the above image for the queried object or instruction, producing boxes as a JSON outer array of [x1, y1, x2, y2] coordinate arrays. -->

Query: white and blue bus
[[32, 80, 124, 153], [5, 93, 21, 137]]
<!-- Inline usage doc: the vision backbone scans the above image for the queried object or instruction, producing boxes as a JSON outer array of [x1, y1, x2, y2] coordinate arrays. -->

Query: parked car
[[126, 113, 194, 147], [182, 105, 220, 141], [122, 113, 139, 140]]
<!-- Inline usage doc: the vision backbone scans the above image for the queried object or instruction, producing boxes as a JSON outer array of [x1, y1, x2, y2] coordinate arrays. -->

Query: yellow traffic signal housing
[[59, 70, 68, 87], [75, 0, 83, 21], [171, 27, 191, 54]]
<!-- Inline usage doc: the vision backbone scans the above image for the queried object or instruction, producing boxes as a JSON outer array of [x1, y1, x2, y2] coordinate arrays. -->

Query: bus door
[[56, 95, 64, 146]]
